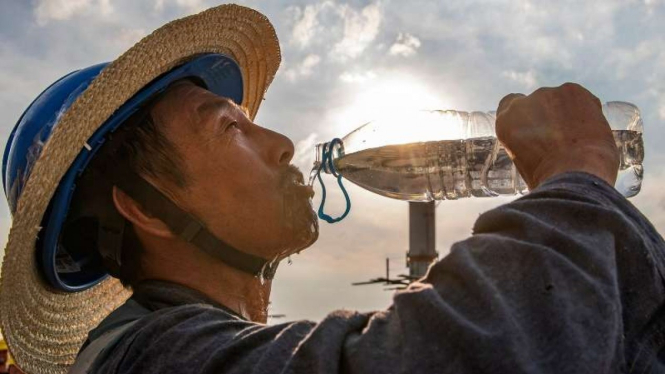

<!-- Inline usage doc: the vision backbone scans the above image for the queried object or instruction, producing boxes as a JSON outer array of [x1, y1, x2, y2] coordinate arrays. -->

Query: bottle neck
[[314, 142, 327, 173], [308, 142, 331, 186], [314, 141, 345, 175]]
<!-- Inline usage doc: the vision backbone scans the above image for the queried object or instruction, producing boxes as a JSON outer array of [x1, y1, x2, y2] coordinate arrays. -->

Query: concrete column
[[408, 202, 438, 278]]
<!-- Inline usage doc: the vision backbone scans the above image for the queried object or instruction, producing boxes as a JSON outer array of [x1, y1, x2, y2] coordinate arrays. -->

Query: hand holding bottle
[[496, 83, 620, 190]]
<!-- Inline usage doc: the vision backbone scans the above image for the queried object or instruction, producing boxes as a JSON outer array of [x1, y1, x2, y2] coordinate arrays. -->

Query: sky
[[0, 0, 664, 322]]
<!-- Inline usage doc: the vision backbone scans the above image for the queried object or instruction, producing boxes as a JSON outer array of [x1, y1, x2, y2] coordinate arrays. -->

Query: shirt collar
[[131, 279, 245, 320]]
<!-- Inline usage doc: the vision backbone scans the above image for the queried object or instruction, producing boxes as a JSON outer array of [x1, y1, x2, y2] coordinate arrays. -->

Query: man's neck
[[140, 242, 273, 323]]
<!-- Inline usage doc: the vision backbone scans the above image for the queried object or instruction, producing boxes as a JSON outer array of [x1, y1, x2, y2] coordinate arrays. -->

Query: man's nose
[[261, 127, 294, 166]]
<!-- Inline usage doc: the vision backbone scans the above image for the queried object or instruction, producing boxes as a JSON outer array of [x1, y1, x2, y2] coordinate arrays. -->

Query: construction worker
[[1, 4, 663, 374]]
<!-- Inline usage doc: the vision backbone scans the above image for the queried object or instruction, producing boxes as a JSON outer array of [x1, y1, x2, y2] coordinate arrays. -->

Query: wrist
[[529, 143, 619, 189]]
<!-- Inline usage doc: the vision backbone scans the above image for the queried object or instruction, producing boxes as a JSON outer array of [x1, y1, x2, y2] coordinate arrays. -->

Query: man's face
[[149, 81, 319, 262]]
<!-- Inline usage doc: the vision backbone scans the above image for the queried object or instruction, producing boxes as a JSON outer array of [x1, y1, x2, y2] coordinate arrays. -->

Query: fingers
[[558, 82, 603, 109], [497, 83, 598, 119], [497, 93, 525, 117]]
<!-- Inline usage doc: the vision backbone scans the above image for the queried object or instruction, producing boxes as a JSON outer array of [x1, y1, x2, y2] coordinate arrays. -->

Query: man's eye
[[226, 121, 239, 131]]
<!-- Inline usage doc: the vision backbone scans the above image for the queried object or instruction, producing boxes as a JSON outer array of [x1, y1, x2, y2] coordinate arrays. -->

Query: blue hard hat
[[2, 53, 244, 292]]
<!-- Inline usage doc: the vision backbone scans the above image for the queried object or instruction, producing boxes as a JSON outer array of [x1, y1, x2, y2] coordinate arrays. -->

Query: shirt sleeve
[[103, 172, 664, 374]]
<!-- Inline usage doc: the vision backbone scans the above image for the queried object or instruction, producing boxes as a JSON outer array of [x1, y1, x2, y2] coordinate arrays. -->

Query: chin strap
[[110, 169, 279, 281]]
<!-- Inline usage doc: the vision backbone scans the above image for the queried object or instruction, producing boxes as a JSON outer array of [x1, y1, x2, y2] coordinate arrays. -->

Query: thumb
[[497, 93, 526, 117]]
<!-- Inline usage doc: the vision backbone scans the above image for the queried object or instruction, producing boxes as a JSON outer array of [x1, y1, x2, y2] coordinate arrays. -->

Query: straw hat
[[0, 4, 280, 374]]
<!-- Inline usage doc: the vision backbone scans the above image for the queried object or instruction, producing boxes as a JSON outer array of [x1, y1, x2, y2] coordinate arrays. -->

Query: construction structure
[[353, 202, 438, 289]]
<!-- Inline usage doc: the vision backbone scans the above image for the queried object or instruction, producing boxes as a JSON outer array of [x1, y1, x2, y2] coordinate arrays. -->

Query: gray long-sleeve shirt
[[84, 172, 665, 373]]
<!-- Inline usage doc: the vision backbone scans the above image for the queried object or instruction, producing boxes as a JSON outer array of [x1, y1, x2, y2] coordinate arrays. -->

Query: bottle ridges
[[332, 130, 643, 201]]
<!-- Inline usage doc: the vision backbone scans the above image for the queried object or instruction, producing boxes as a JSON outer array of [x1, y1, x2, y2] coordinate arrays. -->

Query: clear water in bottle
[[334, 137, 521, 201], [332, 130, 643, 201]]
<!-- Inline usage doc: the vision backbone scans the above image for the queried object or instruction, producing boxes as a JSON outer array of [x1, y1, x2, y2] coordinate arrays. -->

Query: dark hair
[[120, 102, 188, 190], [111, 92, 189, 287], [66, 82, 190, 288]]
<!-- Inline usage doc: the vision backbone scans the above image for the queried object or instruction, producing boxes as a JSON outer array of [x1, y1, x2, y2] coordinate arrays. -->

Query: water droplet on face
[[287, 256, 293, 265]]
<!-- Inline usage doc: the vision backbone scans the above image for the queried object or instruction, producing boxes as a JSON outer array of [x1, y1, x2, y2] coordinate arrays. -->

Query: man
[[1, 4, 664, 374]]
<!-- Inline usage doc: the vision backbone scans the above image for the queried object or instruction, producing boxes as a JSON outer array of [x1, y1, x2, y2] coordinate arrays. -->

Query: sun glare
[[334, 74, 450, 135], [328, 74, 487, 153]]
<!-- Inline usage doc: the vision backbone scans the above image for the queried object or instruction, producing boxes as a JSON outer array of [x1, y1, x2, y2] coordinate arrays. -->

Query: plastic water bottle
[[313, 102, 644, 201]]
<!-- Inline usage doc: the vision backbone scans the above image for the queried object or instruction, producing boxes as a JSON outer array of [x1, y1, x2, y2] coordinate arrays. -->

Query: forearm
[[345, 172, 644, 373], [264, 172, 653, 373]]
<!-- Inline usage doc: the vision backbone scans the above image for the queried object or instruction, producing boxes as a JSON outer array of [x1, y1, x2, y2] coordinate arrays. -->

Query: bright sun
[[326, 73, 474, 151], [334, 73, 451, 135]]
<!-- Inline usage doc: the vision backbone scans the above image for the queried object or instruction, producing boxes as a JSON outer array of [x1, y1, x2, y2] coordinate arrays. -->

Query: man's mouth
[[283, 165, 315, 199], [280, 164, 320, 249]]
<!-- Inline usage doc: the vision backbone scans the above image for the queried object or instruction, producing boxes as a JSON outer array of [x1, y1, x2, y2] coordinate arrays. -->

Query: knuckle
[[559, 82, 601, 103], [497, 95, 513, 111], [530, 86, 553, 100], [560, 82, 582, 91], [594, 96, 602, 108], [531, 86, 548, 95], [497, 93, 524, 113]]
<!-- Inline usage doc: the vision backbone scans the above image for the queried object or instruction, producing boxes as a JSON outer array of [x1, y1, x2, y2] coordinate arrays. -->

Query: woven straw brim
[[0, 4, 280, 374]]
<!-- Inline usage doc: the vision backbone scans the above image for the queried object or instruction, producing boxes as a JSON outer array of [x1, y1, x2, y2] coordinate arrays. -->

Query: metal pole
[[386, 257, 390, 281], [408, 202, 437, 278]]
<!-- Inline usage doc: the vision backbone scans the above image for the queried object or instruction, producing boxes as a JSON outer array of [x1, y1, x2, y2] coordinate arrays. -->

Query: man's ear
[[112, 186, 176, 239]]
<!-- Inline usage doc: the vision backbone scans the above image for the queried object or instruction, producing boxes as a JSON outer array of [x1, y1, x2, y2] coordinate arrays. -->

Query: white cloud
[[149, 0, 205, 13], [292, 5, 318, 48], [608, 39, 665, 80], [300, 54, 322, 74], [34, 0, 114, 25], [340, 71, 377, 83], [175, 0, 205, 13], [34, 0, 91, 25], [389, 33, 421, 57], [287, 1, 383, 61], [99, 0, 113, 15], [331, 2, 382, 61], [502, 69, 538, 89], [292, 133, 320, 173], [659, 103, 665, 119], [644, 0, 662, 4], [289, 2, 333, 48], [114, 28, 147, 48], [284, 54, 322, 81], [154, 0, 165, 12], [644, 0, 663, 13]]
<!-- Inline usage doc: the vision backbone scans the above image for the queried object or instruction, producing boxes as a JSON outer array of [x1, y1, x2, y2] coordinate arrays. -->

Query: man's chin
[[289, 208, 319, 253], [279, 179, 320, 255]]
